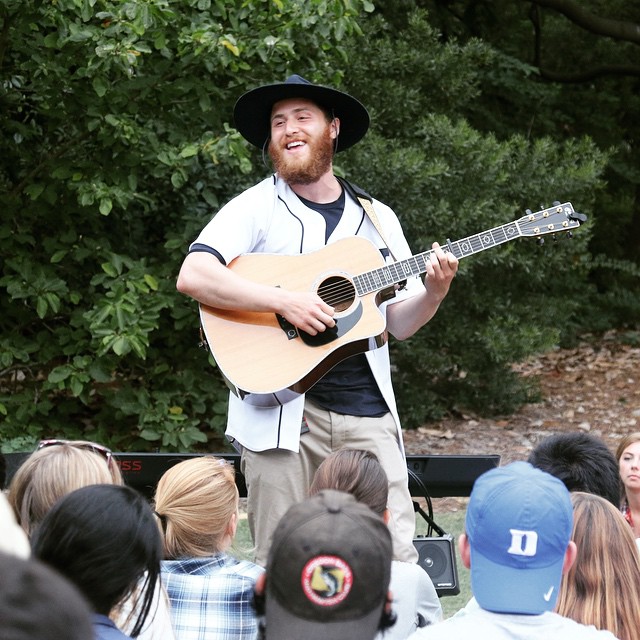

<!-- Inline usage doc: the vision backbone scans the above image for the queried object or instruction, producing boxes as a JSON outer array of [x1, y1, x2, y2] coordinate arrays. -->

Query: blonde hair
[[7, 442, 122, 537], [556, 492, 640, 640], [153, 456, 239, 559]]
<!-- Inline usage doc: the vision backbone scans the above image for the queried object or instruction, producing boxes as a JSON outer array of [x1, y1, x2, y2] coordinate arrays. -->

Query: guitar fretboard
[[354, 221, 522, 296]]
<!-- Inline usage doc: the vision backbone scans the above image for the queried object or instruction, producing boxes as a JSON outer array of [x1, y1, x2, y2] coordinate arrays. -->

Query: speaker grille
[[413, 535, 460, 597]]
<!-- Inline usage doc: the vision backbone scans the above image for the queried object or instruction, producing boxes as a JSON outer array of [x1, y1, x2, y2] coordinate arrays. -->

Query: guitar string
[[314, 235, 490, 303], [315, 217, 557, 303], [317, 251, 436, 304], [316, 234, 497, 303]]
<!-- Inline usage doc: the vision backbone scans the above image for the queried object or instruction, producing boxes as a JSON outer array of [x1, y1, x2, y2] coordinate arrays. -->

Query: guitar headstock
[[517, 202, 586, 238]]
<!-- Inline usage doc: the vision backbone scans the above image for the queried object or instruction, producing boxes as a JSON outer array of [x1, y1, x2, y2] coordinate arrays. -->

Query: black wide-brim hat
[[233, 74, 370, 153]]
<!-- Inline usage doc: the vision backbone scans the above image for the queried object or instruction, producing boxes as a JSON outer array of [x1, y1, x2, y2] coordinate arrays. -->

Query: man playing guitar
[[177, 74, 458, 565]]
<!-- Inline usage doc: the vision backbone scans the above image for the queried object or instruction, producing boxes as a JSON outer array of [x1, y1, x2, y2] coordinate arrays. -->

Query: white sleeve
[[190, 179, 276, 265]]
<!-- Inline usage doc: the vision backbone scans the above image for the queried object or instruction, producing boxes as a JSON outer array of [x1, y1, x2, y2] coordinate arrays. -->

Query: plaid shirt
[[162, 554, 264, 640]]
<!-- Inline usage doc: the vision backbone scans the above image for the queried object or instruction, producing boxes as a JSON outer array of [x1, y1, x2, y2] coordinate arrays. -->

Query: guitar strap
[[337, 177, 405, 295], [337, 177, 398, 261]]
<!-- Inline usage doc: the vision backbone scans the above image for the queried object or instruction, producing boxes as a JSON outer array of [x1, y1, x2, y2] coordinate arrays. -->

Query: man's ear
[[379, 590, 397, 632], [458, 533, 471, 570], [562, 540, 577, 574], [252, 572, 267, 616], [255, 571, 266, 596], [330, 116, 340, 139]]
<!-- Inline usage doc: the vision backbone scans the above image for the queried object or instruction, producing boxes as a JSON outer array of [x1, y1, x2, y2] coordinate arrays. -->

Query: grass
[[232, 500, 471, 620]]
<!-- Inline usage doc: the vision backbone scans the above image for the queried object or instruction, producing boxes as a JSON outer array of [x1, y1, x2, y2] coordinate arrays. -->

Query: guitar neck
[[354, 220, 521, 296]]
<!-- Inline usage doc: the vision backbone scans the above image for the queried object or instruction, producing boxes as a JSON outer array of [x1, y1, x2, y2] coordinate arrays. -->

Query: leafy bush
[[0, 0, 371, 451]]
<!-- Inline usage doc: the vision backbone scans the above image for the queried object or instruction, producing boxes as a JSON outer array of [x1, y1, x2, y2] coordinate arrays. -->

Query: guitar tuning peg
[[566, 231, 573, 239], [552, 200, 561, 206], [525, 208, 533, 216], [537, 237, 545, 246]]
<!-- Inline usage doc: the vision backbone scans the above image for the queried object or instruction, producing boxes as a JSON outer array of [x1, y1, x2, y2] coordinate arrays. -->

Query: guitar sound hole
[[317, 276, 355, 313]]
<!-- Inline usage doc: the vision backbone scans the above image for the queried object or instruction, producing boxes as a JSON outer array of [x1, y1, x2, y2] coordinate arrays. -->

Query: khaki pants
[[241, 401, 418, 566]]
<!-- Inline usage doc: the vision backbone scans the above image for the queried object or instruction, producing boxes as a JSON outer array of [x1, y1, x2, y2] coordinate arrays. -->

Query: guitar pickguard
[[275, 302, 364, 346], [298, 301, 363, 347], [276, 272, 362, 346]]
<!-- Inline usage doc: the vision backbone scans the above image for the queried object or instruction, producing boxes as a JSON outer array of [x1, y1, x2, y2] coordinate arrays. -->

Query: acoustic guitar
[[199, 202, 585, 406]]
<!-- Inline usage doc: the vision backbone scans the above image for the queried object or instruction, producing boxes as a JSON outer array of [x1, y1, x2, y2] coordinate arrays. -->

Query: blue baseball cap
[[466, 461, 573, 615]]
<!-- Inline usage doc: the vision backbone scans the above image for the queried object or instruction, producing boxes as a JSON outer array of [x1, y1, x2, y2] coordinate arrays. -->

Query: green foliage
[[0, 0, 370, 451]]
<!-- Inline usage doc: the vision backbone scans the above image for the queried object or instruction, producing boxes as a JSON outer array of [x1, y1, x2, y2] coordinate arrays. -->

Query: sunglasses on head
[[36, 439, 114, 468]]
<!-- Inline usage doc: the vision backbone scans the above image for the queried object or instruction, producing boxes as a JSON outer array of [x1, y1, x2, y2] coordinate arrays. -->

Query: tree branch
[[527, 1, 640, 81], [528, 0, 640, 45], [0, 6, 15, 70], [539, 64, 640, 82], [529, 3, 542, 67]]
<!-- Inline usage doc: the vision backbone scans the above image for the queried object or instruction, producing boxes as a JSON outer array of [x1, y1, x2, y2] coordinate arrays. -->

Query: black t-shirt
[[296, 190, 389, 417], [296, 190, 345, 242]]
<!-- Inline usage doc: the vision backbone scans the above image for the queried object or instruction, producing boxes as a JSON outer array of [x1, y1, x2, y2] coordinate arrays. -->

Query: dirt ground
[[402, 330, 640, 511]]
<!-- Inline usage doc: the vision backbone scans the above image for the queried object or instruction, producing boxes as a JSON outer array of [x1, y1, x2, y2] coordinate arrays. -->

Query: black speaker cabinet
[[414, 534, 460, 597]]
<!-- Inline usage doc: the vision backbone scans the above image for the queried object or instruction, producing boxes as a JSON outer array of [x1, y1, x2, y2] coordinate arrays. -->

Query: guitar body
[[199, 237, 390, 403]]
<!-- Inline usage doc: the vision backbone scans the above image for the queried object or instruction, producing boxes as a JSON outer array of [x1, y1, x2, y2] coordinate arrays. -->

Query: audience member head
[[0, 551, 94, 640], [31, 483, 161, 638], [528, 431, 620, 506], [556, 491, 640, 640], [153, 456, 239, 558], [0, 492, 30, 558], [7, 438, 123, 536], [255, 489, 394, 640], [617, 432, 640, 503], [309, 448, 388, 517], [461, 461, 575, 615]]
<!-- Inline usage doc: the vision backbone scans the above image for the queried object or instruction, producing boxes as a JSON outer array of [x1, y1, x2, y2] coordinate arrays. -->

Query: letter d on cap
[[507, 529, 538, 556]]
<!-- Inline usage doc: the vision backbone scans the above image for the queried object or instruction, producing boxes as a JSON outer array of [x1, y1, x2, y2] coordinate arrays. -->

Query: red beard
[[269, 125, 335, 185]]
